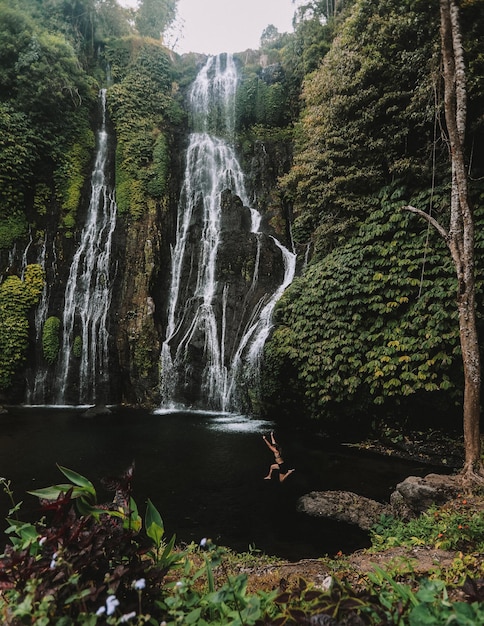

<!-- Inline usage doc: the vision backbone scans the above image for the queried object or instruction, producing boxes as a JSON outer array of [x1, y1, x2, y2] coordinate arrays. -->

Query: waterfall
[[160, 54, 295, 413], [224, 237, 297, 410], [25, 235, 50, 404], [54, 89, 117, 405], [20, 227, 33, 279]]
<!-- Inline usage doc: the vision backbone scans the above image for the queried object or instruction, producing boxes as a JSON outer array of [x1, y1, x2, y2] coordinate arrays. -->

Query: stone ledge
[[297, 490, 390, 531], [298, 473, 462, 530]]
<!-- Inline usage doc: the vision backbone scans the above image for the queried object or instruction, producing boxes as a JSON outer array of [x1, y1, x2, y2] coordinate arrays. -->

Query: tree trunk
[[439, 0, 481, 476]]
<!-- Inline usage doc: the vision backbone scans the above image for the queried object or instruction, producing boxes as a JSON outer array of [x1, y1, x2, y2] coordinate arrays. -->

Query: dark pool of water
[[0, 406, 435, 560]]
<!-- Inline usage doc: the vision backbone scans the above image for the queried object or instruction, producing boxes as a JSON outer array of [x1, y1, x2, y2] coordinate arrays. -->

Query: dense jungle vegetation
[[2, 2, 484, 623], [0, 0, 483, 434], [260, 0, 484, 434]]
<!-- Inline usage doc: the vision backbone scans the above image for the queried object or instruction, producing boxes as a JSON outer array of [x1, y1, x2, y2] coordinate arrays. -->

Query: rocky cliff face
[[115, 199, 164, 406]]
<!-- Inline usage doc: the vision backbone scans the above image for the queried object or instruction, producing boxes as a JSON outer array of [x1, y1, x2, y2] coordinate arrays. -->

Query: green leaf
[[160, 533, 177, 562], [145, 498, 164, 547], [56, 465, 96, 498], [27, 484, 81, 500], [127, 497, 142, 532], [76, 498, 100, 518]]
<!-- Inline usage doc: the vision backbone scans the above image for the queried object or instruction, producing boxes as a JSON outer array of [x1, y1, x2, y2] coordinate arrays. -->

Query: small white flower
[[120, 611, 136, 622], [106, 595, 120, 616], [133, 577, 146, 590], [49, 551, 58, 569], [321, 575, 333, 591], [39, 537, 47, 546], [95, 606, 106, 616], [200, 537, 208, 547]]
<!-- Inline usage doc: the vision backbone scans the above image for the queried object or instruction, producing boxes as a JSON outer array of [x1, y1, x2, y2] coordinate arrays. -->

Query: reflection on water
[[0, 406, 432, 560], [207, 415, 272, 433]]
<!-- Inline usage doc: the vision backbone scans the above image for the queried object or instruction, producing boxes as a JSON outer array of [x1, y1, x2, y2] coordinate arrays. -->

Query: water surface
[[0, 406, 433, 560]]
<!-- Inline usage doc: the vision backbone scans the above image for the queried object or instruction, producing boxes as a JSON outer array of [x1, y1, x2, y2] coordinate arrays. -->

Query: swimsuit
[[274, 455, 286, 473]]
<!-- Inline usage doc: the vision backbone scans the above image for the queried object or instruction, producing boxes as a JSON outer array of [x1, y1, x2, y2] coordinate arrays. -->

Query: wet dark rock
[[390, 473, 461, 517], [220, 189, 253, 231], [297, 491, 391, 531], [82, 404, 112, 418], [298, 473, 462, 531]]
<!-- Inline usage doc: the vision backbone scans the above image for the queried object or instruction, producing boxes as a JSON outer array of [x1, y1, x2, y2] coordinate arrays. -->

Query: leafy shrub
[[261, 186, 468, 424], [105, 38, 181, 220], [57, 132, 95, 236], [371, 497, 484, 552], [365, 567, 484, 626], [0, 265, 44, 389], [73, 334, 82, 358], [0, 213, 28, 250], [33, 184, 51, 216], [0, 465, 181, 624], [42, 316, 61, 364]]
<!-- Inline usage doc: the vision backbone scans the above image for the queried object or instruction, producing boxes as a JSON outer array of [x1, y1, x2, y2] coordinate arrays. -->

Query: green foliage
[[0, 265, 44, 390], [0, 0, 98, 247], [147, 131, 169, 197], [73, 334, 82, 358], [371, 497, 484, 553], [104, 37, 181, 219], [0, 2, 34, 94], [0, 212, 28, 250], [3, 471, 484, 625], [0, 103, 38, 226], [282, 5, 335, 83], [282, 0, 442, 249], [27, 464, 143, 531], [262, 190, 464, 421], [236, 64, 291, 129], [42, 316, 61, 365], [263, 0, 484, 424], [135, 0, 177, 39], [408, 579, 484, 626], [365, 568, 484, 626], [57, 128, 95, 235], [260, 24, 281, 49], [33, 183, 51, 216], [0, 466, 182, 624]]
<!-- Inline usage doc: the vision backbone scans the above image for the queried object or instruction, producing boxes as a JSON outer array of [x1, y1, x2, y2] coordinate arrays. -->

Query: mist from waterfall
[[160, 54, 295, 413], [53, 89, 117, 405]]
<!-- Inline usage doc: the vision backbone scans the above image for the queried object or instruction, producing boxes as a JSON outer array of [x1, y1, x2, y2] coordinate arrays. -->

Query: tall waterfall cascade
[[160, 54, 296, 413], [50, 89, 118, 405]]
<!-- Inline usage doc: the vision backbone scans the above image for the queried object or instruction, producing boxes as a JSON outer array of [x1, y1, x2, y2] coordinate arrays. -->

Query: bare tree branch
[[402, 205, 449, 241]]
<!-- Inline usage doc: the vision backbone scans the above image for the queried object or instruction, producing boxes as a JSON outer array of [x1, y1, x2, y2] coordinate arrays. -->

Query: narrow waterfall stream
[[25, 236, 51, 404], [160, 54, 295, 413], [52, 89, 117, 405]]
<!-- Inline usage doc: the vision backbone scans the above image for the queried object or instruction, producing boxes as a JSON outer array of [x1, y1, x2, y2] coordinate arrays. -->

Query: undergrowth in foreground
[[371, 502, 484, 555], [1, 467, 484, 625]]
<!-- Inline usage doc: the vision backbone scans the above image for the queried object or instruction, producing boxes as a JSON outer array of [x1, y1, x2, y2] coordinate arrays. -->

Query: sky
[[160, 0, 300, 55]]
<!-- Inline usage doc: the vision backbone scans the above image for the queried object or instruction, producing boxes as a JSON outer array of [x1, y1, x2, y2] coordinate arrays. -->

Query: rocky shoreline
[[297, 424, 466, 532]]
